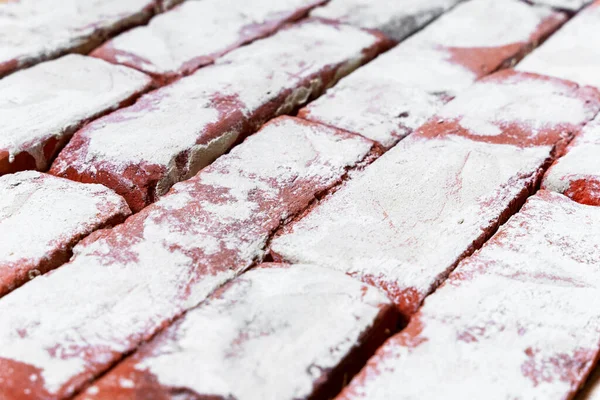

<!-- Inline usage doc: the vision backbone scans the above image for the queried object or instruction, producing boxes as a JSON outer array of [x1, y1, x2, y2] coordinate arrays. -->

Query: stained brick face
[[1, 0, 600, 399]]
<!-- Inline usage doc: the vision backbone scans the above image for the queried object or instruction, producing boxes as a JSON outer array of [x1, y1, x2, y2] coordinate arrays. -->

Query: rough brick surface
[[0, 117, 375, 400], [0, 0, 156, 77], [272, 71, 600, 317], [518, 0, 600, 89], [300, 0, 566, 148], [92, 0, 327, 81], [543, 115, 600, 205], [77, 264, 397, 400], [309, 0, 461, 41], [0, 54, 152, 175], [50, 21, 388, 212], [0, 171, 131, 299], [338, 191, 600, 400]]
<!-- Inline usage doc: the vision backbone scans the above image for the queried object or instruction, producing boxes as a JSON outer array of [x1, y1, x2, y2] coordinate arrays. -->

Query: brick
[[543, 115, 600, 205], [526, 0, 595, 12], [309, 0, 461, 41], [0, 116, 376, 400], [50, 21, 388, 212], [518, 1, 600, 89], [300, 0, 566, 148], [0, 0, 156, 77], [338, 191, 600, 400], [0, 171, 130, 299], [0, 55, 152, 175], [271, 70, 600, 317], [91, 0, 328, 81], [77, 264, 397, 400]]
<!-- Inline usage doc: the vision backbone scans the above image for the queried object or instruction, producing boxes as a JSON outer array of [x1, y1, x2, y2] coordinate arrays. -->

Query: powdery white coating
[[52, 21, 381, 204], [438, 73, 595, 139], [0, 54, 151, 170], [274, 71, 598, 314], [95, 0, 326, 76], [0, 117, 374, 398], [339, 191, 600, 400], [527, 0, 595, 11], [0, 171, 130, 294], [85, 265, 392, 400], [0, 0, 155, 75], [300, 43, 476, 148], [272, 134, 552, 311], [543, 115, 600, 194], [300, 0, 565, 149], [409, 0, 557, 48], [518, 2, 600, 90], [309, 0, 460, 41]]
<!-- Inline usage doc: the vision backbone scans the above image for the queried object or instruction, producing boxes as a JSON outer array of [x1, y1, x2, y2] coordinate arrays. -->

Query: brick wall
[[1, 0, 600, 399]]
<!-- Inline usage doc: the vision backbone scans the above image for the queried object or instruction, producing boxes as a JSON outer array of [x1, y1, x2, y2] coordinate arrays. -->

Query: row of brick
[[338, 190, 600, 399], [0, 0, 173, 78], [301, 0, 567, 149], [521, 0, 600, 207], [49, 20, 389, 212], [0, 116, 379, 399], [40, 0, 576, 214], [273, 70, 600, 317], [0, 0, 572, 302], [0, 0, 593, 82], [1, 1, 600, 399], [60, 70, 600, 398], [312, 1, 600, 396]]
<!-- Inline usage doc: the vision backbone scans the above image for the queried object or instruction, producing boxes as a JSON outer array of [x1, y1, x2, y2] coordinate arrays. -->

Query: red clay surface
[[1, 0, 600, 399]]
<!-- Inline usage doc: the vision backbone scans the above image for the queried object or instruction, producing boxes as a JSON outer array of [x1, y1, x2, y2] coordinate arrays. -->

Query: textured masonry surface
[[2, 0, 600, 399]]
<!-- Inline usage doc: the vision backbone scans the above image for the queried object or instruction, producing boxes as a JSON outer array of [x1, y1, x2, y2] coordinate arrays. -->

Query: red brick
[[543, 115, 600, 205], [50, 21, 388, 212], [309, 0, 461, 41], [0, 0, 156, 77], [0, 171, 130, 299], [271, 70, 600, 318], [0, 55, 152, 175], [76, 264, 397, 400], [91, 0, 328, 81], [300, 0, 566, 148], [338, 191, 600, 399], [0, 116, 375, 400], [518, 0, 600, 90]]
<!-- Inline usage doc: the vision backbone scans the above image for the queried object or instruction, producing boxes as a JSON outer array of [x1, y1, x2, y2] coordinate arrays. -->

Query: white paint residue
[[518, 3, 600, 90], [215, 20, 379, 113], [70, 21, 377, 199], [272, 134, 551, 302], [303, 44, 476, 148], [0, 117, 372, 396], [412, 0, 555, 48], [0, 0, 154, 73], [0, 229, 234, 394], [341, 192, 600, 399], [0, 171, 129, 268], [137, 265, 390, 400], [543, 116, 600, 193], [438, 74, 593, 137], [105, 0, 325, 75], [0, 54, 151, 169], [82, 81, 222, 169], [310, 0, 460, 41]]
